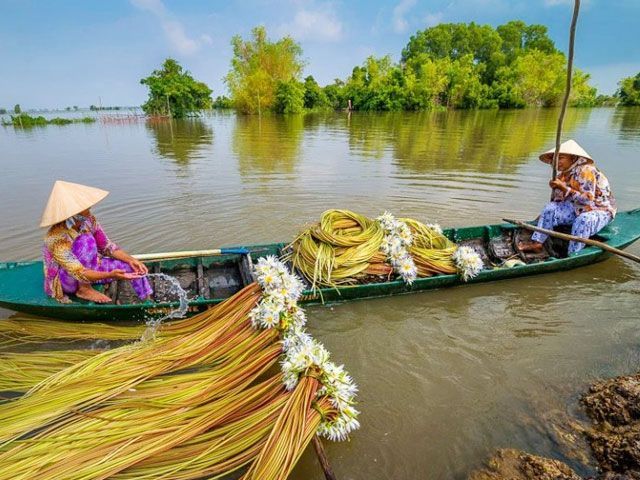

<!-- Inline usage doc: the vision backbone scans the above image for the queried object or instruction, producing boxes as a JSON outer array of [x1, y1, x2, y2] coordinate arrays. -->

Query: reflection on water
[[232, 114, 304, 176], [346, 108, 591, 174], [145, 117, 213, 164], [0, 107, 639, 479], [611, 107, 640, 141]]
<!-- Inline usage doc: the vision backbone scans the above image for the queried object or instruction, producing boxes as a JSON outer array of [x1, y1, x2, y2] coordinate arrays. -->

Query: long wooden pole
[[552, 0, 581, 181], [132, 249, 225, 261], [503, 218, 640, 264], [312, 436, 338, 480]]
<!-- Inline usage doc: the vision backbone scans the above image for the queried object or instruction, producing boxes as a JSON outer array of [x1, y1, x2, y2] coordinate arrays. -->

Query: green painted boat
[[1, 209, 639, 322]]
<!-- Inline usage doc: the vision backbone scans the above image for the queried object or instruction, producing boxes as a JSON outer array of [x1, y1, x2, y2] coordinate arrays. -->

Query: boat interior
[[106, 226, 581, 305]]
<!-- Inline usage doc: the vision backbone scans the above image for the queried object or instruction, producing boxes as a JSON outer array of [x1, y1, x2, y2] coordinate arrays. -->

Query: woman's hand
[[110, 269, 143, 281], [549, 179, 569, 193], [128, 259, 149, 275]]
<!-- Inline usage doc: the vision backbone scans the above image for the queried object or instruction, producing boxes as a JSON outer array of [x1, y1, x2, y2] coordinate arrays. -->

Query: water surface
[[1, 108, 639, 479]]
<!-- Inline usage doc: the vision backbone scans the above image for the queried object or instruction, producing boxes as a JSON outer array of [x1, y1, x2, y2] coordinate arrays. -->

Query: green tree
[[343, 56, 406, 111], [225, 26, 304, 114], [401, 22, 503, 83], [212, 95, 233, 109], [322, 79, 346, 110], [617, 72, 640, 106], [0, 108, 6, 114], [274, 80, 305, 113], [303, 75, 329, 109], [492, 50, 566, 107], [140, 58, 213, 118], [569, 70, 597, 107], [496, 21, 557, 63], [14, 104, 21, 114]]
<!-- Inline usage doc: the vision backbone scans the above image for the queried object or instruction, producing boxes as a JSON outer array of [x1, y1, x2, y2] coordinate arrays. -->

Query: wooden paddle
[[503, 218, 640, 264], [133, 247, 249, 261]]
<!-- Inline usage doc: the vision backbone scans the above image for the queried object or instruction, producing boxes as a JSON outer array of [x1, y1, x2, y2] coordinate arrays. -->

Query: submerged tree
[[617, 72, 640, 106], [140, 59, 213, 118], [225, 26, 304, 114]]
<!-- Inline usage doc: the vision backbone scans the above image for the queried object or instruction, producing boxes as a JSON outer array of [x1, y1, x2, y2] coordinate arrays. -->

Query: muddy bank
[[582, 374, 640, 476], [469, 449, 581, 480], [470, 374, 640, 480]]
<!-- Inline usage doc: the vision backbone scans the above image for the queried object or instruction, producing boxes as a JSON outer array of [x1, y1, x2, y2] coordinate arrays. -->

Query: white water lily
[[453, 245, 484, 281], [252, 255, 360, 442], [425, 223, 443, 235], [377, 211, 418, 284]]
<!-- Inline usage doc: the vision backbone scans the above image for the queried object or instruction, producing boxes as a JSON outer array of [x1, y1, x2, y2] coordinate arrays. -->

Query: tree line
[[138, 22, 640, 117]]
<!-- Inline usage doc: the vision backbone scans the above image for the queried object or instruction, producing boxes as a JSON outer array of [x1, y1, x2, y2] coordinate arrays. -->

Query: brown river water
[[1, 108, 639, 479]]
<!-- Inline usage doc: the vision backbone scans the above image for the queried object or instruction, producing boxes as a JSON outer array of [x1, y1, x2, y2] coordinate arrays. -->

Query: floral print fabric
[[43, 214, 121, 300], [553, 157, 616, 217], [532, 200, 612, 254]]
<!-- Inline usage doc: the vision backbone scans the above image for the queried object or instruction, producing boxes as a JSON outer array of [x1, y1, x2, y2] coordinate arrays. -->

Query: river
[[1, 107, 639, 478]]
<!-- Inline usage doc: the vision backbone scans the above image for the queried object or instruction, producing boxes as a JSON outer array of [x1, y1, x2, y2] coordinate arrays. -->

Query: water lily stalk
[[0, 257, 360, 480]]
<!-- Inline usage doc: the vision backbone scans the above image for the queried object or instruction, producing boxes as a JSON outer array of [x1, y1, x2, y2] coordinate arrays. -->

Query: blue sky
[[1, 0, 638, 109]]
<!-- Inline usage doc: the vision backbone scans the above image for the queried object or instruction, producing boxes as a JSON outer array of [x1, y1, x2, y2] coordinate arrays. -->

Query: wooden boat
[[1, 209, 639, 322]]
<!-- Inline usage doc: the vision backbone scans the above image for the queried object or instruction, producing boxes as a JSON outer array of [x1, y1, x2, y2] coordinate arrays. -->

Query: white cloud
[[130, 0, 207, 55], [393, 0, 417, 34], [278, 6, 344, 42]]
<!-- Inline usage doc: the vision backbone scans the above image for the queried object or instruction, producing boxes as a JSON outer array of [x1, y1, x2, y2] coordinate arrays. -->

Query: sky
[[0, 0, 638, 109]]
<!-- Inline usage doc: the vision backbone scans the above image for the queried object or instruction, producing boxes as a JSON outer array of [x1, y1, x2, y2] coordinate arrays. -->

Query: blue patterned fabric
[[531, 201, 612, 254]]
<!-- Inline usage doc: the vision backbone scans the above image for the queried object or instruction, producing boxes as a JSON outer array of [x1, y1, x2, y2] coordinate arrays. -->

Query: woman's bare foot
[[517, 241, 545, 253], [76, 284, 112, 303]]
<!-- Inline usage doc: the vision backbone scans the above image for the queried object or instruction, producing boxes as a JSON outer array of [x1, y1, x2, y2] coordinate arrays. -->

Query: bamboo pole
[[551, 0, 581, 182], [503, 218, 640, 264], [312, 436, 338, 480], [133, 249, 224, 261]]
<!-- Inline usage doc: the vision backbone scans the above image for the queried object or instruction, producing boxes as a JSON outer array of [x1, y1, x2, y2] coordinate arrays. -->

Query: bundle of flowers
[[377, 211, 418, 284], [453, 245, 484, 281]]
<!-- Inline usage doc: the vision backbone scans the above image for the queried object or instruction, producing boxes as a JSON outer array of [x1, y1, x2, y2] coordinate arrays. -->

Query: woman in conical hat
[[519, 139, 617, 255], [41, 180, 152, 303]]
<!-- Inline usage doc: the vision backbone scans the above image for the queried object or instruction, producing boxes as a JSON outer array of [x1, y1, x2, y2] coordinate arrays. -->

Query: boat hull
[[1, 210, 638, 322]]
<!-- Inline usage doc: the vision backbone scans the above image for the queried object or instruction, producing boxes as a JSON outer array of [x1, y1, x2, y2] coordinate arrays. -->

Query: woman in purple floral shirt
[[41, 181, 152, 303]]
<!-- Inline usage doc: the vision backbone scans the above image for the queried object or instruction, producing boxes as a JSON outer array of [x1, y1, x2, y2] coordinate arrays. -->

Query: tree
[[492, 50, 566, 108], [401, 22, 502, 84], [225, 26, 304, 114], [303, 75, 328, 109], [569, 70, 597, 107], [14, 104, 21, 114], [322, 79, 346, 110], [212, 96, 233, 109], [617, 72, 640, 106], [496, 21, 557, 63], [274, 80, 305, 113], [0, 108, 6, 114], [140, 58, 213, 118]]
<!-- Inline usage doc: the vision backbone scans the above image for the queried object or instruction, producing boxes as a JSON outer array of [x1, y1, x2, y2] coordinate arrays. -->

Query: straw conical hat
[[40, 181, 109, 227], [539, 139, 592, 164]]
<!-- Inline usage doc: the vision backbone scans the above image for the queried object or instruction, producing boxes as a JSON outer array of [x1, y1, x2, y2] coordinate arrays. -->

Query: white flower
[[376, 211, 417, 285], [453, 246, 483, 281], [252, 255, 360, 442], [425, 223, 443, 235]]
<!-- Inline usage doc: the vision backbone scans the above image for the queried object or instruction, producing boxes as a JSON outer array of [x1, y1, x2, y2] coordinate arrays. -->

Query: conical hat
[[539, 139, 593, 164], [40, 180, 109, 227]]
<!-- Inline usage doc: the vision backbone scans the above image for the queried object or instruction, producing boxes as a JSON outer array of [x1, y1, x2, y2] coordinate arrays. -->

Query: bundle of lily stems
[[286, 209, 484, 289], [0, 257, 359, 480]]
